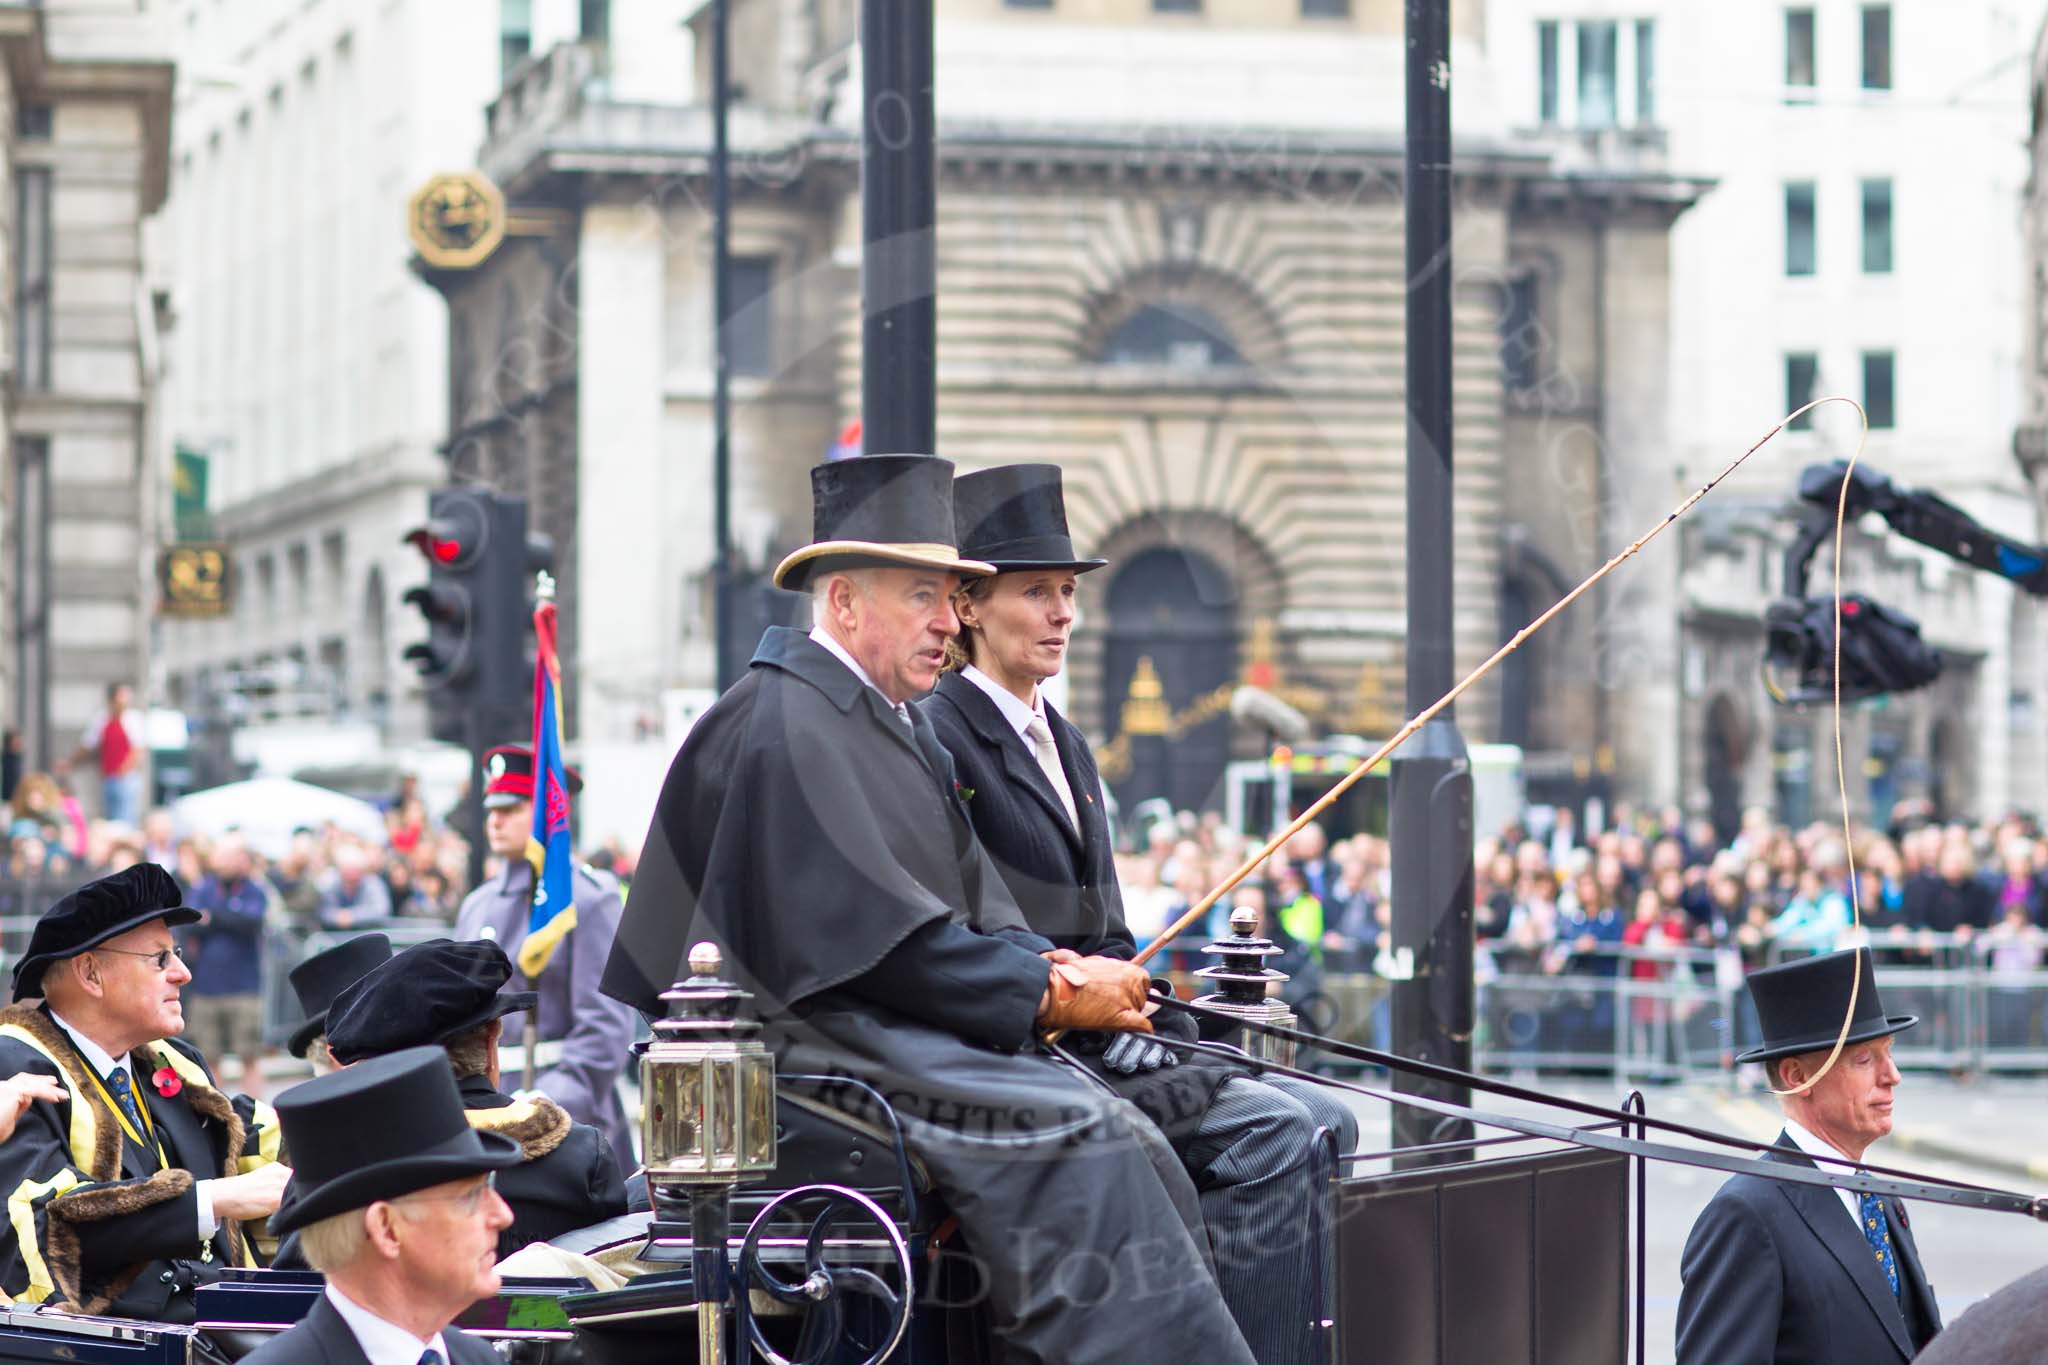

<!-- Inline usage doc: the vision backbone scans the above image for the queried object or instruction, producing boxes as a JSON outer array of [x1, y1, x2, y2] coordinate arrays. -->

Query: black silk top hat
[[286, 933, 393, 1059], [323, 938, 539, 1064], [1734, 946, 1918, 1065], [268, 1046, 523, 1235], [11, 863, 198, 1001], [953, 464, 1108, 574], [772, 455, 997, 591]]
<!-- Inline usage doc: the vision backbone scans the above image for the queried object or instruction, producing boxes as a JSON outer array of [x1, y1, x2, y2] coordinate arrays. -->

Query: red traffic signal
[[402, 498, 487, 572]]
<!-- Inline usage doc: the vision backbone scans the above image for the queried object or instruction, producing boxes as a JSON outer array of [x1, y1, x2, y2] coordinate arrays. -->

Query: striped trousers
[[1185, 1076, 1358, 1365]]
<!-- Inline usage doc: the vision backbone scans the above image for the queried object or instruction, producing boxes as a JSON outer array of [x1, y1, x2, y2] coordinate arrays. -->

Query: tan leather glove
[[1037, 956, 1154, 1034]]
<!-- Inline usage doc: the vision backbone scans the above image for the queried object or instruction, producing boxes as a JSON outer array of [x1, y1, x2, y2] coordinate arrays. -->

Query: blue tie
[[419, 1352, 442, 1365], [105, 1067, 149, 1137], [1859, 1189, 1901, 1297]]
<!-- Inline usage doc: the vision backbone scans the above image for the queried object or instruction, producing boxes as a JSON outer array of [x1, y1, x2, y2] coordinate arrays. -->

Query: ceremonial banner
[[518, 595, 576, 976]]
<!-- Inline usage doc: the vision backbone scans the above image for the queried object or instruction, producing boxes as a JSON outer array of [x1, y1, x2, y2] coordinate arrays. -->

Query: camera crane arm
[[1789, 460, 2048, 598]]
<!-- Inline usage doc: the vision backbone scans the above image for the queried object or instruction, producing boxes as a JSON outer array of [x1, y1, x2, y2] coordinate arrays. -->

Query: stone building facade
[[0, 2, 172, 789], [427, 0, 1704, 836]]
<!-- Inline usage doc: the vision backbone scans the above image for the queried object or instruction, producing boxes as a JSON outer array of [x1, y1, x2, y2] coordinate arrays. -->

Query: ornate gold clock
[[408, 172, 507, 270]]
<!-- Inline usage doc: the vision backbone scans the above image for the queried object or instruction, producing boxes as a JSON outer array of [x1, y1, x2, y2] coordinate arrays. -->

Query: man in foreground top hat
[[285, 933, 392, 1075], [1676, 947, 1943, 1363], [0, 864, 290, 1319], [323, 938, 626, 1257], [245, 1047, 519, 1365], [605, 454, 1259, 1364], [454, 744, 636, 1168]]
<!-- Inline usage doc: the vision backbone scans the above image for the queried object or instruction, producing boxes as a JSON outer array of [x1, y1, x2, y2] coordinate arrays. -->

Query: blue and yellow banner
[[518, 597, 576, 977]]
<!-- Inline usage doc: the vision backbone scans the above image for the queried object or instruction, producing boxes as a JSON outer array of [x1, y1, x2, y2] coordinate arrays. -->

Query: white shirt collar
[[807, 626, 910, 724], [47, 1009, 124, 1078], [324, 1283, 450, 1365], [1782, 1117, 1863, 1226], [959, 664, 1043, 742]]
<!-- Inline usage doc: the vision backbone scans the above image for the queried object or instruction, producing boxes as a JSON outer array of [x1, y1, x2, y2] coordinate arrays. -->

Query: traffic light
[[402, 488, 553, 744], [403, 489, 488, 743]]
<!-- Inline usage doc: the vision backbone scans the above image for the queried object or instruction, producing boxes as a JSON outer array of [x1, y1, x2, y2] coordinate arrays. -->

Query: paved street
[[1328, 1072, 2048, 1364]]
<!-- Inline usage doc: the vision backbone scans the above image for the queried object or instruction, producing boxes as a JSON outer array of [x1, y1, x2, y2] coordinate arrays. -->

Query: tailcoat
[[0, 1004, 282, 1320], [603, 626, 1255, 1365], [1676, 1132, 1941, 1364], [454, 858, 636, 1168], [240, 1291, 500, 1365], [925, 670, 1355, 1365]]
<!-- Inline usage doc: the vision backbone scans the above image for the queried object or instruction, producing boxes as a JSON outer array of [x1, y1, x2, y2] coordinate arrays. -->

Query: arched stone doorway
[[362, 566, 390, 725], [1929, 716, 1961, 822], [1703, 693, 1749, 846], [1102, 545, 1239, 813]]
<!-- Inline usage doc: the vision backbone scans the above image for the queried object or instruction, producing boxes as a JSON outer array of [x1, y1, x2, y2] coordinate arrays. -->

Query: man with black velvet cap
[[1677, 947, 1943, 1363], [323, 939, 626, 1257], [0, 864, 289, 1320], [605, 455, 1257, 1365], [284, 933, 392, 1075], [246, 1047, 519, 1365]]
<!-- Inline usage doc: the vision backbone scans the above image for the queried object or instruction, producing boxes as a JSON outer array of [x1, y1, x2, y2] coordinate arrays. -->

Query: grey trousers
[[1185, 1075, 1358, 1365]]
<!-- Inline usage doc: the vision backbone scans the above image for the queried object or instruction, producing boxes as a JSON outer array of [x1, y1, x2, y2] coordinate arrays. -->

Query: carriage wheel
[[737, 1184, 914, 1365]]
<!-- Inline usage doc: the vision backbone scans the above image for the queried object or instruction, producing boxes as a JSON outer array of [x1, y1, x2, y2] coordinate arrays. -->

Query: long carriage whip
[[1134, 398, 1858, 977]]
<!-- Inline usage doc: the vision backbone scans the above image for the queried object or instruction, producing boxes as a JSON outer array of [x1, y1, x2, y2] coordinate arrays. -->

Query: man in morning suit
[[0, 864, 290, 1320], [924, 463, 1355, 1365], [322, 938, 626, 1257], [603, 454, 1258, 1365], [244, 1047, 521, 1365], [1676, 947, 1943, 1363]]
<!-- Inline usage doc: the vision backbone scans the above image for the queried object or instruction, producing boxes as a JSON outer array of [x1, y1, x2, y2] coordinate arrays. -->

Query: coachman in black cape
[[603, 457, 1255, 1365]]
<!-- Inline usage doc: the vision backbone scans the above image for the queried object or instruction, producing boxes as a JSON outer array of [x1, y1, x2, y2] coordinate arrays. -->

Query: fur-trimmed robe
[[0, 1004, 280, 1321]]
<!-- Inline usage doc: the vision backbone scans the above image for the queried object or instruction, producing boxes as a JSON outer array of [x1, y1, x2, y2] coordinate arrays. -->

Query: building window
[[1635, 20, 1657, 125], [1786, 8, 1816, 94], [1862, 5, 1891, 90], [725, 256, 776, 377], [1500, 276, 1541, 392], [1786, 353, 1819, 428], [1863, 351, 1895, 429], [1576, 20, 1618, 128], [1537, 21, 1559, 123], [1154, 0, 1200, 11], [13, 439, 50, 767], [1100, 303, 1245, 369], [580, 0, 610, 42], [15, 103, 50, 140], [1861, 179, 1893, 274], [1785, 181, 1817, 277], [15, 168, 50, 391], [1301, 0, 1349, 14], [501, 0, 533, 78], [1004, 0, 1053, 7]]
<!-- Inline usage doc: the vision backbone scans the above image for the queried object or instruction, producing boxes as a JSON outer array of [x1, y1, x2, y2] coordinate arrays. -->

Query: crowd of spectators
[[1116, 799, 2048, 986]]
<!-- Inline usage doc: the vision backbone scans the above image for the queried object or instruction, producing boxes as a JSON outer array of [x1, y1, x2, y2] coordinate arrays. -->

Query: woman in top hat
[[920, 464, 1357, 1365]]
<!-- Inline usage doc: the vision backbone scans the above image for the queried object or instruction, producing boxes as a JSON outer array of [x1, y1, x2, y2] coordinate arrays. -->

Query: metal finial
[[1229, 905, 1260, 936], [535, 570, 557, 602], [688, 942, 723, 977]]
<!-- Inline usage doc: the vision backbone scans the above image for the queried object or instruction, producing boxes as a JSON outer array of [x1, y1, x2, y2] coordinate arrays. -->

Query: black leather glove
[[1102, 1031, 1179, 1074]]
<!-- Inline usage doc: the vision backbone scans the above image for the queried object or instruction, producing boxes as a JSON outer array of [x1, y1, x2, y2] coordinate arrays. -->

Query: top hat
[[11, 864, 199, 1001], [952, 465, 1107, 574], [482, 744, 584, 811], [1734, 947, 1918, 1065], [771, 456, 997, 591], [286, 933, 393, 1059], [324, 938, 539, 1065], [267, 1046, 523, 1235]]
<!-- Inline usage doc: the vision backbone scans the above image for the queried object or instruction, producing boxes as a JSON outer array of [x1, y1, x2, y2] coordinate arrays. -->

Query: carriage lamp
[[640, 942, 778, 1364], [1191, 905, 1299, 1067]]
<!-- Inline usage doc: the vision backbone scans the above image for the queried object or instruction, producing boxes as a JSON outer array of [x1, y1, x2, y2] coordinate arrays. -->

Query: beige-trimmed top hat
[[773, 454, 996, 591]]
